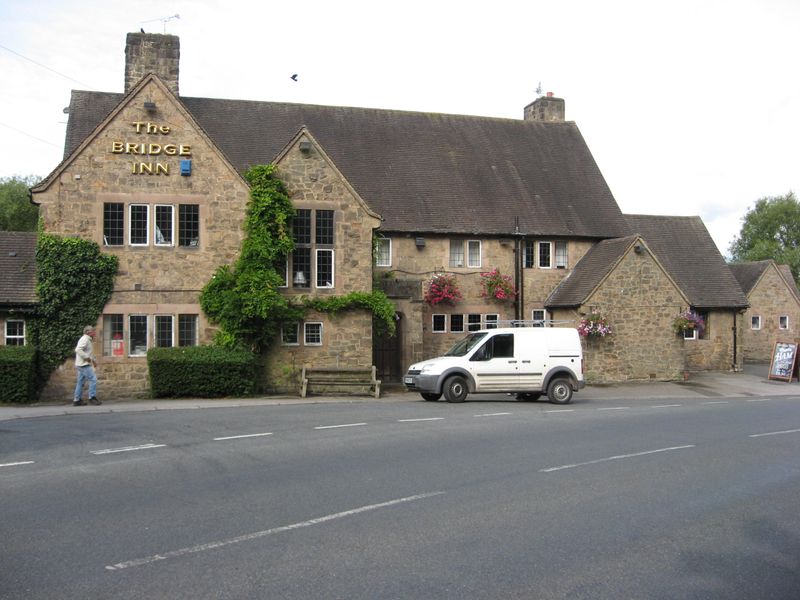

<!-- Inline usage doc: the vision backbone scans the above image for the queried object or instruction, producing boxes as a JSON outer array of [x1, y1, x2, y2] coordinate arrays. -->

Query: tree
[[729, 191, 800, 283], [0, 175, 40, 231]]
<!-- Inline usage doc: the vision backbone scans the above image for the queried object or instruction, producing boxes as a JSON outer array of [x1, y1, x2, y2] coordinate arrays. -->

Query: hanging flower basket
[[673, 310, 704, 336], [578, 313, 613, 338], [424, 273, 462, 305], [480, 268, 517, 302]]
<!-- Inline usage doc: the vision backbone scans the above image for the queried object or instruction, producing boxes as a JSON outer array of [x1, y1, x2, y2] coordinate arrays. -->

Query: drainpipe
[[732, 309, 738, 371], [513, 217, 523, 322]]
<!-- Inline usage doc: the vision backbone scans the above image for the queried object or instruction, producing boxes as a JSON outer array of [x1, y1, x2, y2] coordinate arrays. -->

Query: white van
[[403, 327, 584, 403]]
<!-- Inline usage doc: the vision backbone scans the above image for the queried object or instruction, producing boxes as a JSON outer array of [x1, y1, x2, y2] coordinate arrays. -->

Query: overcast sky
[[1, 0, 798, 257]]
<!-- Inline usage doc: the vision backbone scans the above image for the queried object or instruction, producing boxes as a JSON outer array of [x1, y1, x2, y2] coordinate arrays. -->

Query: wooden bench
[[300, 366, 381, 399]]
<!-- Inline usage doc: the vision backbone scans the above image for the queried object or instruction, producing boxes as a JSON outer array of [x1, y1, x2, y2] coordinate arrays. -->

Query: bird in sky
[[290, 74, 298, 82]]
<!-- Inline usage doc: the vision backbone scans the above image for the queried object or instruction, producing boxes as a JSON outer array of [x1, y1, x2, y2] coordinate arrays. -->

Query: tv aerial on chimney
[[140, 13, 181, 34]]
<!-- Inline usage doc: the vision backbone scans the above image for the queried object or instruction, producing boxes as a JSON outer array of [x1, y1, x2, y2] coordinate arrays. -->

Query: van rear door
[[468, 333, 519, 391]]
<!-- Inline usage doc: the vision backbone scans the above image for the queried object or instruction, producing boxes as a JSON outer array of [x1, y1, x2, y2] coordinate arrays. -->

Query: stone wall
[[570, 247, 686, 383], [684, 310, 741, 372], [34, 78, 250, 401], [740, 267, 800, 362]]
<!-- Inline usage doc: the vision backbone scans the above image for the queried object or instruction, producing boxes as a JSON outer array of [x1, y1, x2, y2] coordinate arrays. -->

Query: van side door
[[468, 333, 518, 391], [517, 332, 548, 391]]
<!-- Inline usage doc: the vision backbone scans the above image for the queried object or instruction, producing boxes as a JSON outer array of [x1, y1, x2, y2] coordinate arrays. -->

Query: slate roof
[[59, 88, 631, 238], [0, 231, 37, 307], [729, 260, 800, 303], [546, 234, 640, 307], [625, 215, 748, 309], [728, 260, 771, 295], [548, 215, 749, 309]]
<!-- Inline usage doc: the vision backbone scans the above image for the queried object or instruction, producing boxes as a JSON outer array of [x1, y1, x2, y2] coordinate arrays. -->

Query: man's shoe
[[89, 397, 102, 405], [73, 399, 87, 406]]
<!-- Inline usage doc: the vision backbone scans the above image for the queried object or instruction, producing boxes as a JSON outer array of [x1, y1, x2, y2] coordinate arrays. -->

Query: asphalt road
[[2, 394, 800, 599]]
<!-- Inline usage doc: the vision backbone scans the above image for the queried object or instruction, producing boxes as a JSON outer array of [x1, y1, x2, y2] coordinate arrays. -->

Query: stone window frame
[[178, 204, 201, 247], [779, 315, 789, 330], [532, 308, 550, 327], [102, 314, 124, 357], [751, 315, 761, 330], [4, 319, 25, 346], [554, 241, 568, 268], [129, 204, 150, 246], [376, 237, 392, 267], [432, 314, 447, 333], [103, 202, 125, 246], [538, 241, 553, 269], [289, 209, 336, 289], [129, 314, 149, 356], [448, 239, 482, 268], [315, 248, 335, 288], [281, 323, 300, 346], [154, 314, 174, 347], [154, 204, 174, 246], [304, 322, 323, 346], [178, 314, 198, 347]]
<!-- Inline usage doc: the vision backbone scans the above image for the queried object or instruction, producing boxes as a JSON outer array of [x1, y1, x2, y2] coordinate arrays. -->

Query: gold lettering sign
[[111, 122, 191, 175]]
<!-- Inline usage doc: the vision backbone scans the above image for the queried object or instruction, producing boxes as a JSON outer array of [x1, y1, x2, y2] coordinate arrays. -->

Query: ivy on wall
[[200, 164, 395, 352], [29, 231, 118, 382]]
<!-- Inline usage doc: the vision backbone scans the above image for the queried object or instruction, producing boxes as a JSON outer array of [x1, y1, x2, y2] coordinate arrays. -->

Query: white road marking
[[213, 432, 273, 441], [540, 445, 696, 473], [90, 443, 167, 455], [105, 491, 446, 571], [749, 428, 800, 438], [652, 404, 682, 408], [598, 407, 630, 411], [473, 412, 512, 417], [0, 461, 35, 468], [701, 401, 729, 405], [398, 417, 445, 422], [314, 422, 367, 430], [544, 409, 574, 413], [747, 399, 771, 403]]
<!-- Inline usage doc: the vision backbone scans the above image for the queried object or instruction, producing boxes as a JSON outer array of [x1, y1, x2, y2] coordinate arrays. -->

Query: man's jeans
[[74, 365, 97, 400]]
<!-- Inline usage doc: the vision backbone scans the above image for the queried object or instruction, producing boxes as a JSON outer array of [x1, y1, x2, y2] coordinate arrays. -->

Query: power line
[[0, 44, 96, 90], [0, 121, 61, 148]]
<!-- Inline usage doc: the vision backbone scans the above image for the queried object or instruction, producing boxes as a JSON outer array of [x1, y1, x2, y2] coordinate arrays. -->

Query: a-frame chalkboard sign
[[768, 341, 798, 382]]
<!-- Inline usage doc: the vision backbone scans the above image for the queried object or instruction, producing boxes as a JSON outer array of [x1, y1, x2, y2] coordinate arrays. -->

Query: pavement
[[2, 363, 798, 421]]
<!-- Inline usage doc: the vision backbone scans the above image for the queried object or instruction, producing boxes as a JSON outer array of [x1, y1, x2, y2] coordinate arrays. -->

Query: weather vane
[[140, 14, 181, 34]]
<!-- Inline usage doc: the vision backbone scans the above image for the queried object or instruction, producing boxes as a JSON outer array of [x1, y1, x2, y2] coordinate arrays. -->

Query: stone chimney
[[124, 32, 180, 95], [524, 92, 565, 122]]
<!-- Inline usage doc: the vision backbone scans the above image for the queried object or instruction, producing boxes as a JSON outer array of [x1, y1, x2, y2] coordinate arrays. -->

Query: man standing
[[74, 325, 101, 406]]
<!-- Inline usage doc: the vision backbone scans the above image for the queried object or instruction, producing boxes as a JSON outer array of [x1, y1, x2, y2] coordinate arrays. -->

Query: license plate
[[403, 376, 413, 384]]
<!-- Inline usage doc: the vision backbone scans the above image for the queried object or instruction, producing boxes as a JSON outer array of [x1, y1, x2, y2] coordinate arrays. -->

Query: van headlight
[[420, 363, 435, 373]]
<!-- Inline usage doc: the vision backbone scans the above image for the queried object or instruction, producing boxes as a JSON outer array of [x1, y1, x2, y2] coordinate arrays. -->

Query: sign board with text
[[768, 341, 798, 382]]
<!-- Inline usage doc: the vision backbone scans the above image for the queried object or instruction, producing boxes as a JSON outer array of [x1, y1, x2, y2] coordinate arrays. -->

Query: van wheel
[[443, 376, 468, 403], [421, 393, 441, 401], [547, 378, 573, 404], [516, 392, 542, 402]]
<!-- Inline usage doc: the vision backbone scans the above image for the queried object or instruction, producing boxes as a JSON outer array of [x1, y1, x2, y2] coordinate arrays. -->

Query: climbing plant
[[29, 231, 118, 382], [200, 164, 395, 351]]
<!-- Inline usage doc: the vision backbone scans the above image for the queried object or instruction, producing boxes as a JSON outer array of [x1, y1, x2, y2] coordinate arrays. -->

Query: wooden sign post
[[768, 341, 798, 382]]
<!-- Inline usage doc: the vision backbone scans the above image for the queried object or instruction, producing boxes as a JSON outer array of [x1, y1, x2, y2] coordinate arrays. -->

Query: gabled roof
[[0, 231, 37, 307], [547, 234, 649, 307], [626, 214, 748, 309], [59, 88, 631, 238], [35, 75, 247, 195], [729, 260, 800, 303], [728, 260, 771, 295]]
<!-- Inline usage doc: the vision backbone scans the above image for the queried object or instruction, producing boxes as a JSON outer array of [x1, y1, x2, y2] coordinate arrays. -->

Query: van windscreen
[[444, 332, 487, 357]]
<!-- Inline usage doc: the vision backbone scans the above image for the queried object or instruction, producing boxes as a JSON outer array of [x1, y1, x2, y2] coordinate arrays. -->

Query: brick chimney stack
[[124, 32, 180, 95], [524, 92, 565, 122]]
